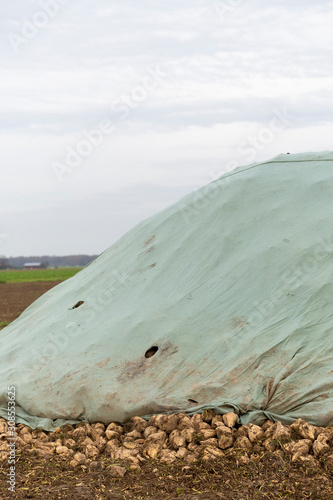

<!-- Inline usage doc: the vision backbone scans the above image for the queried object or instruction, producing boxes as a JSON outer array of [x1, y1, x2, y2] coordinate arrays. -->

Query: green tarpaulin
[[1, 151, 333, 430]]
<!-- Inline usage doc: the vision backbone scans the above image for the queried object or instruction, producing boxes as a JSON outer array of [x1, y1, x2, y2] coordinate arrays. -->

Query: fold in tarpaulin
[[1, 151, 333, 431]]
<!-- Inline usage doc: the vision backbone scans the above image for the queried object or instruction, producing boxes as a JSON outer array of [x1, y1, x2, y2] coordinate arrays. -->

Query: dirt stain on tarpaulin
[[138, 235, 156, 258], [96, 358, 111, 368], [160, 343, 178, 356], [123, 402, 183, 421], [139, 246, 155, 258], [117, 342, 178, 383], [137, 262, 157, 273], [231, 316, 249, 329], [143, 235, 156, 247], [261, 379, 281, 409]]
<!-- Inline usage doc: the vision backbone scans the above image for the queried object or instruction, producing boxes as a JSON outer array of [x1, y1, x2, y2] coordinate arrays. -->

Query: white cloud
[[1, 0, 332, 255]]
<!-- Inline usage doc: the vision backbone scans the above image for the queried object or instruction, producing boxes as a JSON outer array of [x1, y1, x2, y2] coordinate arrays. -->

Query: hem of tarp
[[0, 402, 326, 431]]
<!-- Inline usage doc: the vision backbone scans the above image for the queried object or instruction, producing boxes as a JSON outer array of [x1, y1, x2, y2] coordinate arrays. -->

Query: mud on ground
[[0, 281, 61, 327], [1, 446, 333, 499]]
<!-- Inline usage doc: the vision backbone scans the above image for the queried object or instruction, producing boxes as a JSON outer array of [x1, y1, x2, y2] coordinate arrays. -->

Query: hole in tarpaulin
[[71, 301, 84, 309], [188, 399, 198, 404], [145, 346, 158, 358]]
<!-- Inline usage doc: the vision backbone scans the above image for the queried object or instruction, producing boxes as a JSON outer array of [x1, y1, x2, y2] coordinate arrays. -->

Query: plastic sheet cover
[[1, 151, 333, 430]]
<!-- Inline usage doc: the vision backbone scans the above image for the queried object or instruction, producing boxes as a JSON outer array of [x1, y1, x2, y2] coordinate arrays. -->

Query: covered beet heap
[[1, 151, 333, 431]]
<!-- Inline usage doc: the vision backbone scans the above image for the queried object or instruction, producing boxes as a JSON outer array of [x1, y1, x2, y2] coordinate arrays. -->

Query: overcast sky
[[1, 0, 332, 257]]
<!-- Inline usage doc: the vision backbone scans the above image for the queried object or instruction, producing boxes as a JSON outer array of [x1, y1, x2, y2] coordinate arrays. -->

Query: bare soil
[[1, 449, 333, 499], [0, 281, 61, 326]]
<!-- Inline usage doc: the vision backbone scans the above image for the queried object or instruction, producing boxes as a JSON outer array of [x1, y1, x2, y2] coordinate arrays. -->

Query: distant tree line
[[0, 257, 10, 270], [3, 255, 98, 269]]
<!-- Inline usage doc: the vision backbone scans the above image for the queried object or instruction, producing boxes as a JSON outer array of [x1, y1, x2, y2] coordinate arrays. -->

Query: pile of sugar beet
[[2, 411, 333, 477]]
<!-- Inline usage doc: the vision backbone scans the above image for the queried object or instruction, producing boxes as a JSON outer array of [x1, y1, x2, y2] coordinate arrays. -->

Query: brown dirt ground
[[1, 284, 333, 498], [1, 450, 333, 499], [0, 281, 61, 326]]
